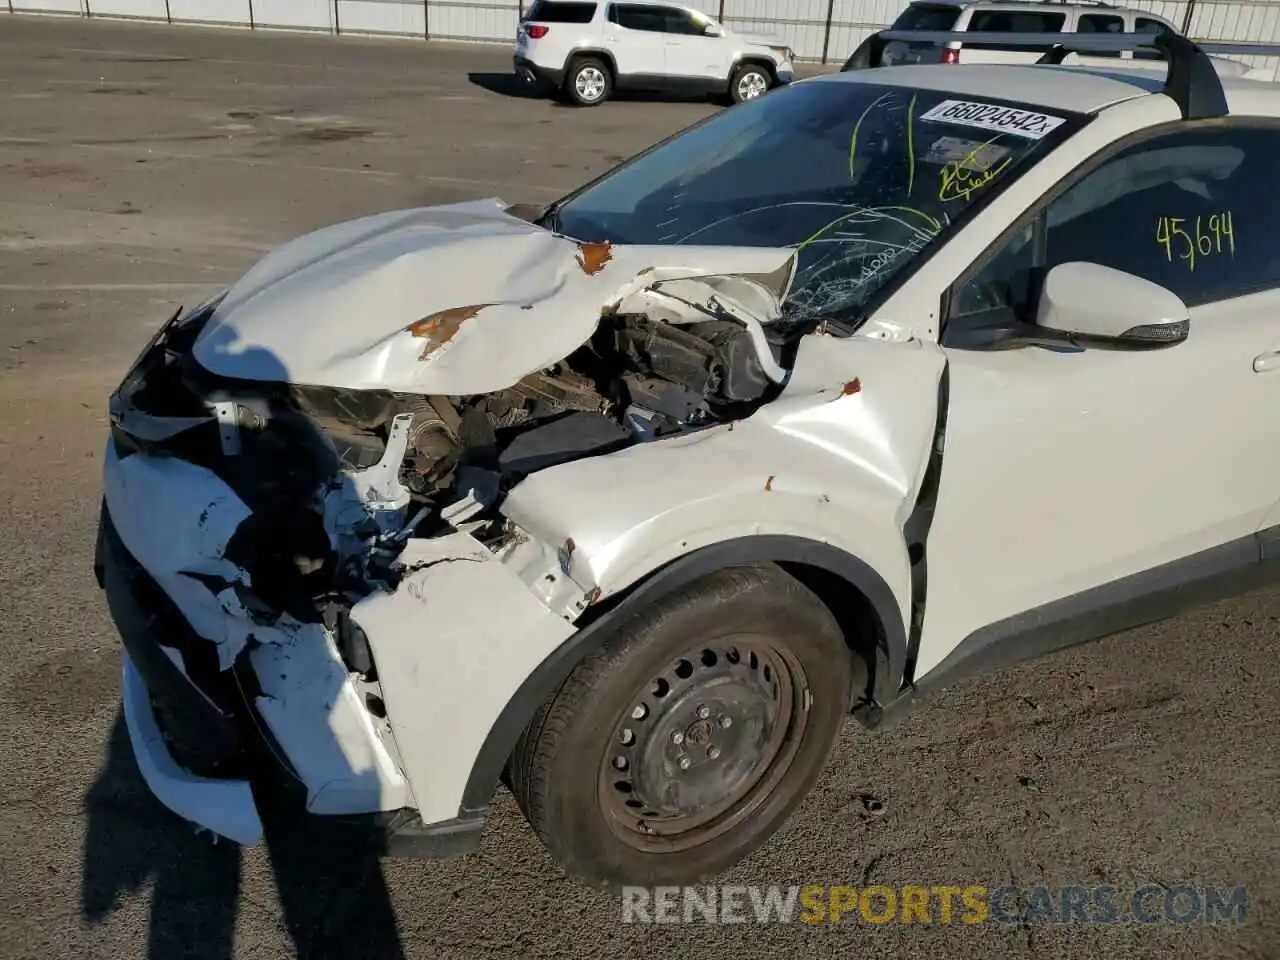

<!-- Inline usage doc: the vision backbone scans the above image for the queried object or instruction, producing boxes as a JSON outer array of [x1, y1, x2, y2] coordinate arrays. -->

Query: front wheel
[[564, 57, 613, 106], [508, 564, 853, 888], [729, 63, 772, 104]]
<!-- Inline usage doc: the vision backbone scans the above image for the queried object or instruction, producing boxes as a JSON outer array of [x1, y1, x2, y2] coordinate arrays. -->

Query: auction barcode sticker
[[919, 99, 1066, 140]]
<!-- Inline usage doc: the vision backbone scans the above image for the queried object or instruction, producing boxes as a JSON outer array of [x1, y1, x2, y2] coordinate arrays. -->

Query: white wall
[[7, 0, 1280, 67]]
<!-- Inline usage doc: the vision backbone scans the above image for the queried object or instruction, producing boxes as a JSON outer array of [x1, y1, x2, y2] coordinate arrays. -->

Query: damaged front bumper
[[94, 209, 811, 854], [96, 435, 581, 855]]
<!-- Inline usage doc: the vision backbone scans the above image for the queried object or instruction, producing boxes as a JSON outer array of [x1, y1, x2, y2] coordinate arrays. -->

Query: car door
[[911, 122, 1280, 681], [654, 4, 727, 80], [604, 2, 668, 78]]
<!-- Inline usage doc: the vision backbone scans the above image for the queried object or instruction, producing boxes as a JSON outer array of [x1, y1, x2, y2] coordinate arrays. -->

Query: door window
[[524, 1, 597, 24], [610, 3, 665, 31], [1134, 16, 1174, 60], [891, 2, 962, 31], [657, 6, 714, 35], [965, 10, 1066, 51], [949, 125, 1279, 328], [1076, 13, 1124, 56]]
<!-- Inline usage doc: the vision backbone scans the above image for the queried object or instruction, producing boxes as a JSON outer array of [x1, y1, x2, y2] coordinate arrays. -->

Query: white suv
[[513, 0, 795, 106], [848, 0, 1184, 69]]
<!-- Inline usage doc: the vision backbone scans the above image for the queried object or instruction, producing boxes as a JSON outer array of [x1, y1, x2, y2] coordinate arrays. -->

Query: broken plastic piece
[[121, 655, 263, 846]]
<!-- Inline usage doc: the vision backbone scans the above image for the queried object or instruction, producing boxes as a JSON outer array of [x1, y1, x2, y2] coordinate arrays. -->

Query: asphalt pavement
[[0, 14, 1276, 959]]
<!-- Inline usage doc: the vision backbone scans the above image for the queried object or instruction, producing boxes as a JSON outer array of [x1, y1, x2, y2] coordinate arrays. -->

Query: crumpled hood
[[192, 198, 798, 396]]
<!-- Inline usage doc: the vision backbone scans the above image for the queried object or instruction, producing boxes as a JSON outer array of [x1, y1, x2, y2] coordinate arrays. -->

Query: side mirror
[[1034, 262, 1190, 347]]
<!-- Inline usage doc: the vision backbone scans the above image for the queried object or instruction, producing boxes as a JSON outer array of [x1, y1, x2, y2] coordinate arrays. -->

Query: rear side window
[[1076, 12, 1124, 57], [610, 3, 665, 31], [965, 9, 1065, 51], [1134, 16, 1173, 60], [658, 6, 713, 35], [890, 2, 962, 30], [524, 1, 597, 23]]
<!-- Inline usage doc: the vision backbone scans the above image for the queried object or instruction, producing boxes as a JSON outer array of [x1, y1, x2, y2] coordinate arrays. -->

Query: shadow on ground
[[81, 340, 418, 959], [466, 71, 720, 105], [82, 710, 410, 960], [467, 72, 539, 98]]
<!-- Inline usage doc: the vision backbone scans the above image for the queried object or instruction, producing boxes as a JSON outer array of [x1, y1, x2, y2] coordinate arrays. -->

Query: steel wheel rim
[[738, 71, 768, 100], [575, 66, 606, 101], [597, 637, 810, 853]]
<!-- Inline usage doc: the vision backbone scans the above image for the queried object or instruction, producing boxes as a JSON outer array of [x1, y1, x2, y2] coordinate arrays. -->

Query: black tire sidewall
[[566, 58, 611, 106], [536, 566, 851, 887]]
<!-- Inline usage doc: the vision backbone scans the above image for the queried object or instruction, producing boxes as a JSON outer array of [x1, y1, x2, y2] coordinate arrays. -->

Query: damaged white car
[[98, 32, 1280, 887]]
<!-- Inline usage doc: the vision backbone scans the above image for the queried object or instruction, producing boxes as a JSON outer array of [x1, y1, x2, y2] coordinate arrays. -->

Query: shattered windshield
[[554, 80, 1080, 325]]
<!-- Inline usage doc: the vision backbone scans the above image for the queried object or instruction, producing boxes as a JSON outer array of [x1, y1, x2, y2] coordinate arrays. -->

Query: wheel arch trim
[[458, 534, 906, 816], [563, 47, 618, 77], [730, 55, 779, 81]]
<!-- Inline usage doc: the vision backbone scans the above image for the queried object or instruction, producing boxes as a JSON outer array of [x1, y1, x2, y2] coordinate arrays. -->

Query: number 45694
[[1155, 213, 1236, 272]]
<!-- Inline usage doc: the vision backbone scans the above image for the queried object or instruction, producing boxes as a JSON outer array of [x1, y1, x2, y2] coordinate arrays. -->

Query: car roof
[[813, 62, 1280, 117], [907, 0, 1145, 9]]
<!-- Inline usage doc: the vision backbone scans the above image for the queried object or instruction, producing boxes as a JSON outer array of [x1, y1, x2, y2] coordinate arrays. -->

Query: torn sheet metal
[[350, 530, 578, 825], [499, 333, 948, 629], [190, 198, 799, 396], [103, 441, 263, 669], [105, 436, 416, 817], [103, 441, 329, 669]]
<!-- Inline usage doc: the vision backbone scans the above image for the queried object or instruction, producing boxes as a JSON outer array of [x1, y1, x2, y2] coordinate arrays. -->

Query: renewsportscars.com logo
[[620, 884, 1249, 925]]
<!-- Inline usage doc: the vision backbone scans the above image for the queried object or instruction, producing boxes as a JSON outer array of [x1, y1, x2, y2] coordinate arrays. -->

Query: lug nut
[[697, 705, 711, 719], [672, 732, 684, 745], [720, 716, 732, 729], [708, 747, 721, 760], [679, 756, 692, 770]]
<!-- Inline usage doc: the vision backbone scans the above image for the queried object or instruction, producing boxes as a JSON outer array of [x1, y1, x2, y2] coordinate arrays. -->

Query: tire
[[509, 563, 852, 888], [729, 63, 772, 105], [563, 56, 613, 107]]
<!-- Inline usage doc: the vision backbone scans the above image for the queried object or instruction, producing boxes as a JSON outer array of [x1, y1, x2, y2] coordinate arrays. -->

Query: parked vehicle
[[844, 0, 1184, 70], [513, 0, 794, 105], [100, 30, 1280, 889]]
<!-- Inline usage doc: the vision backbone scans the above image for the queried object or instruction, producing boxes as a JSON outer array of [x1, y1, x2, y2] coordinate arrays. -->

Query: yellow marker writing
[[938, 136, 1010, 203], [1155, 212, 1235, 271]]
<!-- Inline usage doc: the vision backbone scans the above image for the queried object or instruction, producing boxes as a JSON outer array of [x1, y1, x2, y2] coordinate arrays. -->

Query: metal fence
[[7, 0, 1280, 72]]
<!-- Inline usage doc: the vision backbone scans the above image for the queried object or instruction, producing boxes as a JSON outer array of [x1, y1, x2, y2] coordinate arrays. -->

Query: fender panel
[[731, 55, 778, 77], [563, 47, 618, 77], [459, 333, 946, 816], [458, 534, 906, 815]]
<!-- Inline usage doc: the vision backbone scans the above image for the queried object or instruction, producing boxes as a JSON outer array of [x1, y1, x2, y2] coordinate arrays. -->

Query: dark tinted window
[[965, 10, 1065, 51], [659, 6, 713, 35], [1076, 13, 1123, 56], [525, 1, 597, 23], [1134, 16, 1173, 60], [891, 2, 962, 30], [953, 127, 1277, 318], [555, 82, 1076, 325], [611, 3, 665, 31]]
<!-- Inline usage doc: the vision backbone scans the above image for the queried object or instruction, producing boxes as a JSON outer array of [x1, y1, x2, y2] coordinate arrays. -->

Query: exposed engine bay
[[110, 262, 811, 664]]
